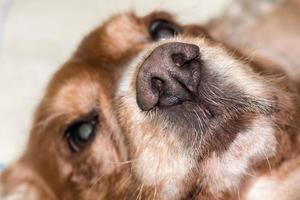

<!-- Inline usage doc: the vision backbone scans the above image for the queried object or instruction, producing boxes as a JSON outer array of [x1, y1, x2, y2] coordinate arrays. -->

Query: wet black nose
[[136, 42, 202, 111]]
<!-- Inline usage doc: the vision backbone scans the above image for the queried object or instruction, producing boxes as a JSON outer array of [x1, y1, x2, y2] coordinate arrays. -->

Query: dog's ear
[[0, 161, 58, 200]]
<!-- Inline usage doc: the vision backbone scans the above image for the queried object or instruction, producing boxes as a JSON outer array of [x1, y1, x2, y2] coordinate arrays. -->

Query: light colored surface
[[0, 0, 229, 166]]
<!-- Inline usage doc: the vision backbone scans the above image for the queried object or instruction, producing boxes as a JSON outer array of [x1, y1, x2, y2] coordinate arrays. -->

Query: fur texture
[[1, 0, 300, 199]]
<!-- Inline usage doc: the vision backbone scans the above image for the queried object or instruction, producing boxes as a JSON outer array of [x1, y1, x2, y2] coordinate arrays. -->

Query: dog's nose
[[136, 42, 202, 111]]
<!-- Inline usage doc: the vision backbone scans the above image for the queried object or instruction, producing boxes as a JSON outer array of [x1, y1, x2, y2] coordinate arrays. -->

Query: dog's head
[[1, 12, 299, 200]]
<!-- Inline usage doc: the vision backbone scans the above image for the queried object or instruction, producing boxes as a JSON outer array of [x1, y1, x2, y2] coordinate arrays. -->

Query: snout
[[136, 42, 202, 111]]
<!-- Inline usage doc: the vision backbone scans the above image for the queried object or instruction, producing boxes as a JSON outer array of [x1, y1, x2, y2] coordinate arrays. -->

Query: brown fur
[[1, 1, 300, 199]]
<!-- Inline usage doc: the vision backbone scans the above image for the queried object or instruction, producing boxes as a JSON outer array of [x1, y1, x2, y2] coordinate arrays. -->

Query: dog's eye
[[149, 19, 180, 41], [64, 114, 98, 153]]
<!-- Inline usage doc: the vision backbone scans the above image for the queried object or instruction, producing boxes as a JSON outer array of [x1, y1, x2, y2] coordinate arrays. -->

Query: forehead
[[46, 16, 145, 113], [52, 72, 100, 115], [43, 62, 115, 123], [47, 13, 176, 113], [101, 14, 147, 56]]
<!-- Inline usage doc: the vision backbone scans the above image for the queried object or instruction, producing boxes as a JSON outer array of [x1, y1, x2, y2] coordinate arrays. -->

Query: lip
[[147, 99, 216, 138], [142, 79, 276, 142], [147, 91, 217, 123]]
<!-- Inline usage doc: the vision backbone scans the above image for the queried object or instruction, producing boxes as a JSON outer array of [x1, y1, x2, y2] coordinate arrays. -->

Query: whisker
[[236, 184, 241, 200], [136, 183, 144, 200], [262, 148, 272, 175], [243, 170, 256, 178], [152, 185, 157, 200], [110, 159, 138, 166]]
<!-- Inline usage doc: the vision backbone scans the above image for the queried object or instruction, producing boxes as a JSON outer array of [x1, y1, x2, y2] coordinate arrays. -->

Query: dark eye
[[64, 114, 98, 153], [149, 19, 181, 41]]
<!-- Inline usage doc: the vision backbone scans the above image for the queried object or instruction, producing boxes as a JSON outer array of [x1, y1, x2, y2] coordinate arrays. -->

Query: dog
[[1, 0, 300, 199]]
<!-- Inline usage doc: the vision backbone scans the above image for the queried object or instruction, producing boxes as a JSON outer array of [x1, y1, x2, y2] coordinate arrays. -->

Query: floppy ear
[[0, 161, 58, 200]]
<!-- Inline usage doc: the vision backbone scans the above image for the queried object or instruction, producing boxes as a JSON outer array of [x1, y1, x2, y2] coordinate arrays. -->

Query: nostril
[[151, 77, 164, 95], [171, 53, 186, 67]]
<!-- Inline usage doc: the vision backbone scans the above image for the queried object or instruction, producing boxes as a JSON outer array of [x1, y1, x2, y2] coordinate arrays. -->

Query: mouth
[[135, 41, 277, 154]]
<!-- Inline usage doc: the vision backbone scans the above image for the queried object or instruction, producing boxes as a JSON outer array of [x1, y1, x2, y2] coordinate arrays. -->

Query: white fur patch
[[247, 166, 300, 200], [195, 40, 270, 99], [134, 134, 194, 198], [203, 116, 276, 195], [117, 93, 195, 198]]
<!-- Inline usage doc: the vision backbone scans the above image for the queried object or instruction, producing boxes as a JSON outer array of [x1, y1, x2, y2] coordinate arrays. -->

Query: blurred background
[[0, 0, 230, 168]]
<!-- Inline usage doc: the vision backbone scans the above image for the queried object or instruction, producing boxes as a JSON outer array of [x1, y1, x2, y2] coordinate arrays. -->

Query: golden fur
[[1, 0, 300, 199]]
